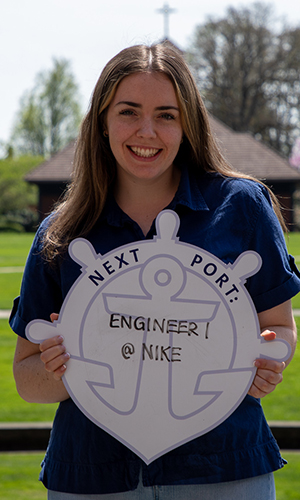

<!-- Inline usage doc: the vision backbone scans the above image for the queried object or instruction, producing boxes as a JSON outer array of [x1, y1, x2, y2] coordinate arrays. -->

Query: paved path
[[0, 266, 24, 273], [0, 310, 11, 319]]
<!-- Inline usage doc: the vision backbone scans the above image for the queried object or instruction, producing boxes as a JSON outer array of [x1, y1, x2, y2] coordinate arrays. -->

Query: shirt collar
[[168, 164, 209, 212], [103, 165, 209, 228]]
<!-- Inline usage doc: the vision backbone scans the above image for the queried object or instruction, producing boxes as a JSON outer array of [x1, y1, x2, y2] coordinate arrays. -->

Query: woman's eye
[[160, 113, 175, 120], [119, 109, 135, 116]]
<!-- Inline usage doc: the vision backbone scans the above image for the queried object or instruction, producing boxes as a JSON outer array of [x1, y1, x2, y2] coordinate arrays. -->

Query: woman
[[11, 42, 299, 499]]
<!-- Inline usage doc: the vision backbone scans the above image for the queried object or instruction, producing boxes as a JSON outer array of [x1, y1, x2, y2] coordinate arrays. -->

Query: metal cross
[[157, 3, 177, 40]]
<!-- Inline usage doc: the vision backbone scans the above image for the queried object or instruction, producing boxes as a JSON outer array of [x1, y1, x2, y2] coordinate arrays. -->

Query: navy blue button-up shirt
[[10, 167, 300, 494]]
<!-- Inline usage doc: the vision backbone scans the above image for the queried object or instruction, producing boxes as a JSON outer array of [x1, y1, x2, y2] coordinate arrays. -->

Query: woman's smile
[[128, 146, 161, 159]]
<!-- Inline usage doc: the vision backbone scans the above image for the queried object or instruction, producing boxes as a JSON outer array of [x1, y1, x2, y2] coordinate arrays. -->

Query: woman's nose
[[136, 117, 157, 138]]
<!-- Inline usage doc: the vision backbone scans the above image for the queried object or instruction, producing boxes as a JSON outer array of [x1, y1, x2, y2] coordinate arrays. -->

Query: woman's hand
[[39, 335, 70, 381], [248, 330, 285, 398], [248, 300, 297, 398], [13, 311, 70, 403], [39, 313, 70, 381]]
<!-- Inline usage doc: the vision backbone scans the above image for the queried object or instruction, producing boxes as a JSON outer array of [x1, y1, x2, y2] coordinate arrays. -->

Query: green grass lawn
[[0, 452, 46, 500], [0, 319, 58, 422], [285, 232, 300, 309], [285, 232, 300, 260], [1, 231, 300, 309], [274, 452, 300, 500], [1, 315, 299, 422], [262, 336, 300, 421], [1, 231, 300, 422], [0, 233, 34, 267], [0, 232, 34, 310], [0, 273, 23, 310], [0, 233, 300, 498], [0, 451, 299, 499], [1, 229, 300, 421]]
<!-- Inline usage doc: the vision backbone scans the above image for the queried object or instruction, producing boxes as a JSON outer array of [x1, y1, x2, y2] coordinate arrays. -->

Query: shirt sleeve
[[246, 184, 300, 313], [9, 220, 63, 339]]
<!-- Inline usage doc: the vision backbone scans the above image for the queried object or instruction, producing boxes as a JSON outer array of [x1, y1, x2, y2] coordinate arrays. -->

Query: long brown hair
[[42, 42, 286, 260]]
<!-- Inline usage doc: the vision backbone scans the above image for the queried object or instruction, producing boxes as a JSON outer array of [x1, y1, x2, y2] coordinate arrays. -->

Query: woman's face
[[106, 72, 183, 187]]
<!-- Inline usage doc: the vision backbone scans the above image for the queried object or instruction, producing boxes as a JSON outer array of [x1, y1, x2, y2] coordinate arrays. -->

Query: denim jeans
[[47, 472, 276, 500]]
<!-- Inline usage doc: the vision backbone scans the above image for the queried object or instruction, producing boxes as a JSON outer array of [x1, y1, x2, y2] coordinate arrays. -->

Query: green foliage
[[0, 210, 39, 233], [11, 58, 82, 156], [12, 93, 47, 156], [0, 156, 42, 230], [40, 58, 82, 154]]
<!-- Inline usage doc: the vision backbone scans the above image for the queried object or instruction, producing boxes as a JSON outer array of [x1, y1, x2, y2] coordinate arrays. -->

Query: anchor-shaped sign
[[26, 210, 290, 464]]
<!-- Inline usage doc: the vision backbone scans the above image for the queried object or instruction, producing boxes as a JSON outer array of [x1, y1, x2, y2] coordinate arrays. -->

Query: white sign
[[26, 210, 290, 464]]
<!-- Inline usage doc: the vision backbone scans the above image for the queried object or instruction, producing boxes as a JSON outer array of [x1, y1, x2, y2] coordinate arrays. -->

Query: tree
[[290, 137, 300, 169], [187, 3, 300, 156], [11, 58, 82, 156], [0, 155, 42, 231], [12, 91, 47, 156]]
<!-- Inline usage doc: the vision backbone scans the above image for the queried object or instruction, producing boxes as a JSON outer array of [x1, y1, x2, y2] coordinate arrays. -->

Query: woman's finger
[[260, 330, 276, 341], [39, 335, 70, 380], [50, 313, 59, 322], [39, 335, 64, 353], [42, 350, 70, 374], [254, 358, 285, 373]]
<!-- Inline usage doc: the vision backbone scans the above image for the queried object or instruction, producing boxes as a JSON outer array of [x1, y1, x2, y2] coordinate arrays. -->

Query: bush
[[0, 155, 42, 216], [0, 209, 39, 233]]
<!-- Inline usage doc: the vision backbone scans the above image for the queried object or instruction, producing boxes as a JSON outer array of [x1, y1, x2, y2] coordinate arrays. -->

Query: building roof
[[25, 117, 300, 184], [210, 116, 300, 182], [25, 141, 76, 183]]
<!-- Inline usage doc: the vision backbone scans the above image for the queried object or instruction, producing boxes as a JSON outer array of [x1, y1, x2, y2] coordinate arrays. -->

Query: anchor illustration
[[26, 210, 290, 464]]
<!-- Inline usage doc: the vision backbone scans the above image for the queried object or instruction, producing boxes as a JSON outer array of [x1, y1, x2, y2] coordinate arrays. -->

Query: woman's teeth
[[130, 146, 160, 158]]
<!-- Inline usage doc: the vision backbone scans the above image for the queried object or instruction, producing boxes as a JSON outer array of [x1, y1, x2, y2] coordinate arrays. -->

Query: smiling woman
[[9, 42, 300, 499], [106, 72, 183, 234]]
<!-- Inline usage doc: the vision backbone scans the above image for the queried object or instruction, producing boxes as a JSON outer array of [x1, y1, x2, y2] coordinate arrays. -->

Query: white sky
[[1, 0, 300, 154]]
